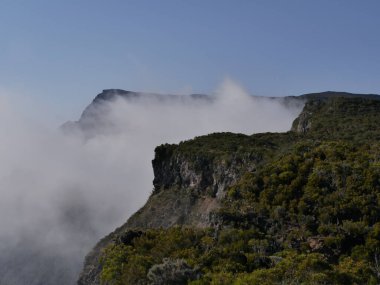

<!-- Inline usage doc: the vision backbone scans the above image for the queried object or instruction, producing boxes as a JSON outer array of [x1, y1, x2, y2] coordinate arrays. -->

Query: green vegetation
[[292, 97, 380, 140], [99, 98, 380, 284]]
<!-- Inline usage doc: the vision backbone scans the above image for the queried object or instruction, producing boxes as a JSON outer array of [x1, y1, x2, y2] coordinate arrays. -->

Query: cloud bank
[[0, 79, 303, 284]]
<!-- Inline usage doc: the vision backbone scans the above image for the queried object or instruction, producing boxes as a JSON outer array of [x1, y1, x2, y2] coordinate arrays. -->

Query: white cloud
[[0, 79, 303, 284]]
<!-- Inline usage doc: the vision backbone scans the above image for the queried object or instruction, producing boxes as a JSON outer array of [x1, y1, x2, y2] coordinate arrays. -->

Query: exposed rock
[[78, 138, 262, 284], [147, 258, 200, 285], [290, 99, 324, 133], [307, 237, 324, 251], [291, 110, 312, 134]]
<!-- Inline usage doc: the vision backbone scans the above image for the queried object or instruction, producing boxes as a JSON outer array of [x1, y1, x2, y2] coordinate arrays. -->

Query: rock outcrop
[[78, 133, 264, 284]]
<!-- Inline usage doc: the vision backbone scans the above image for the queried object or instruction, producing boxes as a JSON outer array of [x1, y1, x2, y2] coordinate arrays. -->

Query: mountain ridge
[[78, 95, 380, 284], [62, 90, 380, 138]]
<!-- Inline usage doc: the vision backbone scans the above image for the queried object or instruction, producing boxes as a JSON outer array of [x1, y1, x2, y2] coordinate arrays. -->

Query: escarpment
[[78, 131, 290, 285], [79, 95, 380, 285], [127, 139, 265, 229]]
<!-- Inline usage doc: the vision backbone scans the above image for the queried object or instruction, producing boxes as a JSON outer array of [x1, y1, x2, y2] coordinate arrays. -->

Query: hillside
[[79, 95, 380, 285]]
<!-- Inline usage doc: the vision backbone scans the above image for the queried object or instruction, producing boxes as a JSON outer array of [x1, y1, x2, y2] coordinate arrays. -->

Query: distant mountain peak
[[93, 89, 137, 103]]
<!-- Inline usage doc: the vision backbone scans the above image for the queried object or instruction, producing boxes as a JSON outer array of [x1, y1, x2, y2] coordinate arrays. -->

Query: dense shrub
[[99, 98, 380, 284]]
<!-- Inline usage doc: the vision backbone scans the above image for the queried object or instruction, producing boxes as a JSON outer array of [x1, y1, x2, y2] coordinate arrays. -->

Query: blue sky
[[1, 0, 380, 121]]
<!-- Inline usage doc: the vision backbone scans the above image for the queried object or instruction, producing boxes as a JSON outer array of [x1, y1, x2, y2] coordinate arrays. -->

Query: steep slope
[[78, 132, 299, 285], [79, 95, 380, 285], [291, 97, 380, 140]]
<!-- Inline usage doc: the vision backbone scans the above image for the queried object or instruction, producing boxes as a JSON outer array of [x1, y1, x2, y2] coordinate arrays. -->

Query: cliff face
[[78, 94, 380, 285], [78, 133, 269, 284], [290, 99, 324, 134], [127, 143, 263, 229]]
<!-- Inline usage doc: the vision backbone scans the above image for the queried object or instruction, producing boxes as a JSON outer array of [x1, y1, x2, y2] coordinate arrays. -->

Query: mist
[[0, 79, 303, 284]]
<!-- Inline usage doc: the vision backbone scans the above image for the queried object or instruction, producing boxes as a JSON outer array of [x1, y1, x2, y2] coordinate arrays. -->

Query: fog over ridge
[[0, 79, 303, 285]]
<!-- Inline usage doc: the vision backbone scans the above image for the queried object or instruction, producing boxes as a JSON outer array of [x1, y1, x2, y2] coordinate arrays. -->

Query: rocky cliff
[[78, 130, 296, 284], [78, 93, 380, 285]]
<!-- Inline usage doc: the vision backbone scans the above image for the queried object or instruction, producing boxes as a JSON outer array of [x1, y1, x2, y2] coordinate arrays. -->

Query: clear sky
[[1, 0, 380, 122]]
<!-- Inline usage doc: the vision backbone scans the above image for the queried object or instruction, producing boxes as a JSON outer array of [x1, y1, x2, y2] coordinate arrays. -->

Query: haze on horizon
[[1, 0, 380, 124]]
